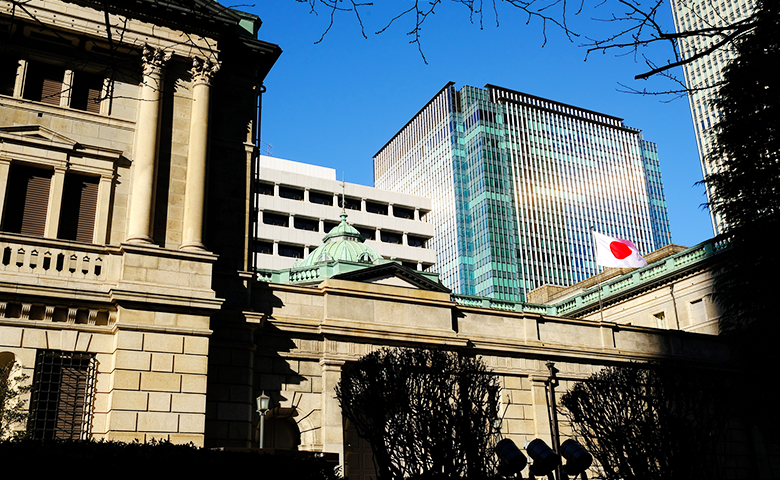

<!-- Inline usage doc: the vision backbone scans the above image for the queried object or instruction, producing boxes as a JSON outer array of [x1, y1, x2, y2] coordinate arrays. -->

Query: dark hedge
[[0, 438, 342, 477]]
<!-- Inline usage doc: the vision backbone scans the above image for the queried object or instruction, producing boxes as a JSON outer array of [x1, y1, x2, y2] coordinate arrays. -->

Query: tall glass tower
[[670, 0, 756, 235], [374, 83, 672, 301]]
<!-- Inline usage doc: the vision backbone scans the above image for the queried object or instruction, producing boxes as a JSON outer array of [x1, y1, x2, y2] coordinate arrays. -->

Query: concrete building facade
[[255, 155, 436, 271], [374, 83, 672, 302]]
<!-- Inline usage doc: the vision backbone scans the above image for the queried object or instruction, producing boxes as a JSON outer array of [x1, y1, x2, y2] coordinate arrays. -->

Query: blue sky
[[248, 1, 714, 248]]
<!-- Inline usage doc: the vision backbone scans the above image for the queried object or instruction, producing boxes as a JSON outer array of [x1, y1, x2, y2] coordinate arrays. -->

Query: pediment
[[0, 125, 78, 148], [332, 262, 450, 293], [0, 125, 124, 163]]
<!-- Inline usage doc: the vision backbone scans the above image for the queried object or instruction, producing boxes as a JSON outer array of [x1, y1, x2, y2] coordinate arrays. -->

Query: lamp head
[[256, 392, 271, 413], [560, 439, 593, 475], [525, 438, 561, 476], [494, 438, 527, 476]]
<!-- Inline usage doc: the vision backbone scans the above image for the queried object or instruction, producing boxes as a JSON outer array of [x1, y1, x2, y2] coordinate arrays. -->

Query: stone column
[[181, 57, 219, 251], [44, 167, 67, 238], [94, 175, 114, 244], [126, 45, 171, 244], [320, 358, 346, 467], [60, 69, 74, 108], [0, 157, 11, 220]]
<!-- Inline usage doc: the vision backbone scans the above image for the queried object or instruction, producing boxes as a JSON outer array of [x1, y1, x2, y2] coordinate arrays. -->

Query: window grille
[[28, 350, 96, 440]]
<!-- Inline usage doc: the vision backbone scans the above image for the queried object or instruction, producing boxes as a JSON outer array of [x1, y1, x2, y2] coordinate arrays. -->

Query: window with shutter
[[2, 164, 52, 237], [58, 173, 98, 243], [70, 71, 103, 113], [0, 54, 17, 97], [23, 61, 64, 105]]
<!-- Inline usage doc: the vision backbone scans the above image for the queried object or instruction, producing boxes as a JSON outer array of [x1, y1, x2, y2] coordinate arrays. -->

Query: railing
[[553, 238, 723, 316], [451, 238, 725, 317], [289, 267, 321, 283], [0, 234, 109, 281], [451, 294, 552, 315]]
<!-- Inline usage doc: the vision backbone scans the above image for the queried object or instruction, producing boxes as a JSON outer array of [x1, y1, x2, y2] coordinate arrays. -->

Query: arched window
[[259, 409, 301, 450]]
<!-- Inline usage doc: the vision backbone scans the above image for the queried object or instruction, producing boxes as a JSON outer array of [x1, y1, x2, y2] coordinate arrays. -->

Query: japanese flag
[[592, 231, 648, 268]]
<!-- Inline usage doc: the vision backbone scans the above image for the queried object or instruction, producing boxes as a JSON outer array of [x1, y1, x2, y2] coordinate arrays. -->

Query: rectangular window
[[23, 61, 64, 106], [257, 181, 273, 196], [70, 71, 103, 113], [279, 186, 304, 201], [2, 163, 52, 237], [393, 206, 414, 219], [256, 240, 273, 255], [689, 299, 706, 325], [262, 212, 288, 227], [308, 191, 333, 206], [366, 201, 388, 215], [0, 54, 17, 96], [293, 216, 318, 231], [338, 196, 361, 211], [356, 227, 375, 241], [28, 350, 96, 440], [278, 243, 304, 259], [408, 235, 427, 248], [380, 231, 402, 244], [57, 173, 98, 243], [323, 221, 338, 234], [654, 312, 666, 329]]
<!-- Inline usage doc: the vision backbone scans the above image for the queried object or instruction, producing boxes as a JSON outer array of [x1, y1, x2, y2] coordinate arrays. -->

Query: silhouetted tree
[[560, 363, 736, 480], [336, 347, 500, 480], [700, 0, 780, 447]]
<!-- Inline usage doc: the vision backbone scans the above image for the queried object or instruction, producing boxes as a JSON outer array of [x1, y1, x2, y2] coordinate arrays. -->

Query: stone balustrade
[[0, 233, 110, 281]]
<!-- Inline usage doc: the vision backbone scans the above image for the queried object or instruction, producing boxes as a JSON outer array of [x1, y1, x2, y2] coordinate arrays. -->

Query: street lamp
[[256, 392, 271, 448]]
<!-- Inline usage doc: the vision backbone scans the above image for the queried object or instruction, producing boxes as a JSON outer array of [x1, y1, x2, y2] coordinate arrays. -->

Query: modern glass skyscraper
[[670, 0, 756, 235], [374, 83, 672, 301]]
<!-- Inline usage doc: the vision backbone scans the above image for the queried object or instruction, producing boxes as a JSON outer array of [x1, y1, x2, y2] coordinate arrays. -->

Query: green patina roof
[[296, 213, 383, 268]]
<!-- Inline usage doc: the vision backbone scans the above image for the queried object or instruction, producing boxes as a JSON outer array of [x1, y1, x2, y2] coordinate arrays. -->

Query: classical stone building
[[216, 217, 754, 478], [0, 0, 280, 445], [0, 1, 767, 478]]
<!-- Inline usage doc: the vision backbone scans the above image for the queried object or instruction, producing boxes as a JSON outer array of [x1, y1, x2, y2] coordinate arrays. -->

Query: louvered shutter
[[71, 71, 103, 113], [2, 164, 52, 237], [0, 54, 17, 96], [23, 62, 64, 105], [58, 173, 98, 243]]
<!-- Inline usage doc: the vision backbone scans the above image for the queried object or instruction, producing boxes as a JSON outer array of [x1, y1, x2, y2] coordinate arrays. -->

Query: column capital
[[141, 45, 172, 77], [190, 57, 221, 87]]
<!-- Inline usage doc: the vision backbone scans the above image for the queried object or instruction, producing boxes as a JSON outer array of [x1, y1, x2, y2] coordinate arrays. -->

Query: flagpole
[[590, 226, 605, 324]]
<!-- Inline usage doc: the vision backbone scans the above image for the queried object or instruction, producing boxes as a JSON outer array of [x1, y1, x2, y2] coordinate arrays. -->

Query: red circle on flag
[[610, 241, 632, 260]]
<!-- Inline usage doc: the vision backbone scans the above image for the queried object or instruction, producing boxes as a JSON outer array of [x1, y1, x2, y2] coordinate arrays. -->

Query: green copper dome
[[296, 213, 383, 267]]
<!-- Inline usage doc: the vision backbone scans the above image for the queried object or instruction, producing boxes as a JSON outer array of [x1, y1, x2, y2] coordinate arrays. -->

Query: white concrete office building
[[254, 156, 436, 271]]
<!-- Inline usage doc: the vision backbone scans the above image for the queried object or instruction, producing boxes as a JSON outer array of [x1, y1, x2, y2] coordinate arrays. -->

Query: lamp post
[[256, 392, 271, 449]]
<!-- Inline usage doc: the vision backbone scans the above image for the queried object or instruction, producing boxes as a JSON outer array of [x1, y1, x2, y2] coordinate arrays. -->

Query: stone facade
[[238, 274, 746, 479], [0, 0, 280, 446]]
